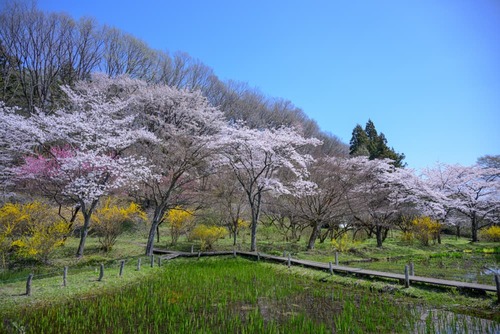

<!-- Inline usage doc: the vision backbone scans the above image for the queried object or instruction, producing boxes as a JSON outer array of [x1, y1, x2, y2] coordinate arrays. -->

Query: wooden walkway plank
[[154, 249, 497, 293]]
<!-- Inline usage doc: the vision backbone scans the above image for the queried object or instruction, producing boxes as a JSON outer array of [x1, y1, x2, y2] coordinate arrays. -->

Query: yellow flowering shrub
[[190, 224, 228, 250], [237, 219, 250, 229], [412, 216, 441, 246], [330, 233, 358, 252], [400, 231, 414, 244], [91, 198, 147, 251], [0, 201, 70, 265], [165, 207, 195, 245], [479, 225, 500, 242]]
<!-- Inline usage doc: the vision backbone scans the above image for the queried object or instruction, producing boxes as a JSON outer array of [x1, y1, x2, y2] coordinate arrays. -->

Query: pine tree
[[349, 120, 406, 167], [349, 124, 369, 156]]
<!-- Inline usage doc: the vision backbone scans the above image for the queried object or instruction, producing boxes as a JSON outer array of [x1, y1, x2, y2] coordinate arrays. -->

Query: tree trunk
[[156, 225, 160, 243], [307, 222, 322, 250], [249, 193, 262, 252], [367, 226, 375, 238], [375, 225, 384, 248], [146, 209, 164, 256], [319, 226, 332, 243], [250, 219, 257, 251], [382, 227, 389, 242], [456, 225, 461, 239], [471, 212, 478, 242], [76, 200, 98, 258], [76, 214, 90, 258]]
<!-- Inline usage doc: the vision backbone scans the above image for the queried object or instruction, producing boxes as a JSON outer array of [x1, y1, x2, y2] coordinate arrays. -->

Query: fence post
[[283, 250, 286, 257], [409, 262, 414, 276], [150, 255, 154, 268], [329, 261, 333, 275], [233, 249, 236, 258], [197, 251, 201, 259], [335, 252, 339, 266], [98, 264, 104, 281], [257, 252, 260, 262], [63, 266, 68, 287], [287, 253, 291, 268], [158, 257, 162, 267], [26, 274, 33, 296], [495, 275, 500, 303], [404, 265, 410, 288], [137, 258, 141, 271], [119, 260, 125, 277], [191, 245, 194, 254]]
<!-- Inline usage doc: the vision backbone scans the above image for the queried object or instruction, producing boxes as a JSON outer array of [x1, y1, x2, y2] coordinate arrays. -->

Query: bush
[[330, 233, 358, 252], [166, 207, 195, 245], [0, 201, 71, 265], [190, 224, 228, 250], [479, 225, 500, 242], [91, 198, 147, 251], [412, 217, 441, 246], [400, 231, 414, 244]]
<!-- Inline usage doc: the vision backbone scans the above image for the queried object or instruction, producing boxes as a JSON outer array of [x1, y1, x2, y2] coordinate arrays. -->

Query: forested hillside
[[0, 1, 347, 157]]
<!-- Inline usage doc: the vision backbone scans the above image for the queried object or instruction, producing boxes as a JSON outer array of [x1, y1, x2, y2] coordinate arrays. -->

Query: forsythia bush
[[91, 198, 147, 251], [0, 202, 70, 266], [400, 231, 415, 244], [412, 216, 441, 246], [190, 224, 228, 250], [330, 233, 358, 252], [479, 225, 500, 242], [165, 207, 195, 245], [236, 218, 250, 229]]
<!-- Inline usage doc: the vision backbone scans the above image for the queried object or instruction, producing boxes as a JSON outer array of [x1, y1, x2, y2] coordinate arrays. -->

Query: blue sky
[[38, 0, 500, 170]]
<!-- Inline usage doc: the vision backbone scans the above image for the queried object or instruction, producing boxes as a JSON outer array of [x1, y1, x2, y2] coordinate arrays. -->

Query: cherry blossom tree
[[422, 163, 500, 242], [120, 79, 228, 256], [0, 77, 157, 257], [291, 157, 358, 250], [347, 157, 413, 247], [218, 124, 320, 252]]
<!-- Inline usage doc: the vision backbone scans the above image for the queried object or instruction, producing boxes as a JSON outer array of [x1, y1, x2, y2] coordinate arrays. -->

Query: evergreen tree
[[349, 119, 406, 167], [349, 124, 369, 156], [364, 119, 378, 142]]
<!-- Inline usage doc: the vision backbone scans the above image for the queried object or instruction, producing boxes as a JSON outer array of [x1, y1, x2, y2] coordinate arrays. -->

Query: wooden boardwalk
[[153, 249, 498, 294]]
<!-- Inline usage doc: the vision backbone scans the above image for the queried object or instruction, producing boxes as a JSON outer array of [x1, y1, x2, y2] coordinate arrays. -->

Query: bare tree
[[0, 2, 73, 111], [60, 17, 103, 85]]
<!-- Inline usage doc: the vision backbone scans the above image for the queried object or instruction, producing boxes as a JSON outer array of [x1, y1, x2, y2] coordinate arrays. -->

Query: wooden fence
[[154, 249, 500, 299], [13, 249, 500, 301]]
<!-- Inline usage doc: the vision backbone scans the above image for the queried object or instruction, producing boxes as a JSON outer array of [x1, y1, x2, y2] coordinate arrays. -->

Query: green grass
[[1, 228, 499, 332], [1, 257, 499, 333]]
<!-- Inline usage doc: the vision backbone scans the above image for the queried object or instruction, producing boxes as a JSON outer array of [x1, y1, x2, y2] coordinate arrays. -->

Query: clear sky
[[37, 0, 500, 170]]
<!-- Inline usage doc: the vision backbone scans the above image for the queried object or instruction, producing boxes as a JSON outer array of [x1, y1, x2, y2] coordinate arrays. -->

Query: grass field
[[2, 257, 499, 333], [0, 228, 499, 333]]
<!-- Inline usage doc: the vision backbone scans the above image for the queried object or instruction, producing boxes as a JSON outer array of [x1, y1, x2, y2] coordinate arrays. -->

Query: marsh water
[[347, 252, 500, 286]]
